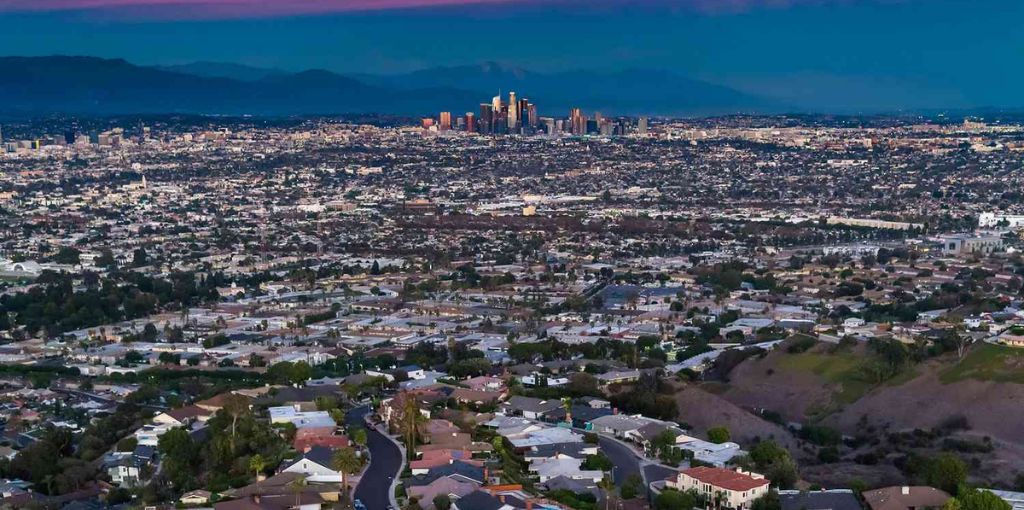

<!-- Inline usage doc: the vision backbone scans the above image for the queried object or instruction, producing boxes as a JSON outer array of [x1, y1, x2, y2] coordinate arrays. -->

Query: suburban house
[[268, 405, 336, 429], [179, 490, 213, 506], [778, 489, 863, 510], [406, 476, 480, 510], [665, 467, 770, 510], [528, 455, 603, 484], [281, 446, 343, 483], [451, 490, 518, 510], [152, 405, 213, 427], [862, 486, 951, 510], [498, 396, 563, 420]]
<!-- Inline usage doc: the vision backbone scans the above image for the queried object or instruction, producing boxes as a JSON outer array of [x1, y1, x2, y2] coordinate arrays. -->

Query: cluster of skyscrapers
[[426, 91, 649, 137]]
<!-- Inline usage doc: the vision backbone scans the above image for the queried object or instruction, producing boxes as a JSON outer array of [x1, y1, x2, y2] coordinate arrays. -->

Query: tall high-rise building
[[479, 104, 493, 134], [465, 113, 476, 133], [64, 127, 77, 145], [638, 116, 649, 136], [527, 103, 537, 128], [492, 94, 502, 112], [570, 108, 586, 135], [439, 111, 452, 131], [507, 91, 518, 130]]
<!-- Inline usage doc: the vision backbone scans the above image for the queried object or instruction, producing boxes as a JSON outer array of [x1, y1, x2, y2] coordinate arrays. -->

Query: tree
[[707, 426, 730, 444], [249, 454, 266, 495], [752, 491, 782, 510], [351, 427, 368, 449], [96, 248, 116, 269], [582, 453, 614, 471], [621, 474, 643, 500], [652, 429, 683, 465], [132, 247, 148, 267], [434, 494, 452, 510], [331, 447, 364, 503], [158, 352, 180, 365], [397, 392, 427, 460], [655, 489, 698, 510], [53, 246, 81, 265], [221, 393, 251, 450], [945, 489, 1011, 510], [926, 453, 968, 495], [290, 361, 312, 385], [743, 440, 799, 489]]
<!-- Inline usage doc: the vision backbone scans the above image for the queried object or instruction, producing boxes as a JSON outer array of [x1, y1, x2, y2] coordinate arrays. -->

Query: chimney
[[901, 487, 910, 495], [527, 501, 534, 510], [483, 468, 489, 484], [499, 495, 506, 503]]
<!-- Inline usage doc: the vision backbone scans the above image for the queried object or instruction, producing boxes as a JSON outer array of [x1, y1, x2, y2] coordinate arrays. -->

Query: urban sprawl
[[0, 111, 1023, 510]]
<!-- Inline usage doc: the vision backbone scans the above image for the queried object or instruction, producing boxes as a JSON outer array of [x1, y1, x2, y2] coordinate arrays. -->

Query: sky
[[0, 0, 1021, 110]]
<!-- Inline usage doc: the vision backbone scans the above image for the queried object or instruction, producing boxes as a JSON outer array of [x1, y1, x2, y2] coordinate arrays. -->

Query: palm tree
[[561, 397, 572, 426], [399, 393, 427, 460], [351, 427, 368, 449], [331, 447, 364, 504], [288, 475, 308, 508], [249, 454, 266, 495], [598, 475, 616, 510]]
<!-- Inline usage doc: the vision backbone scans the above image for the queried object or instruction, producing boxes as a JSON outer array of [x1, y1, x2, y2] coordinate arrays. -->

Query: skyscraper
[[439, 111, 452, 131], [479, 104, 493, 134], [465, 113, 476, 133], [508, 91, 518, 131], [638, 117, 649, 136], [570, 108, 586, 135]]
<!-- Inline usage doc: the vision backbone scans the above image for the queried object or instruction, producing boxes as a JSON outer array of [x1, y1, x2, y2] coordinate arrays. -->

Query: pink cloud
[[0, 0, 517, 18], [0, 0, 854, 20]]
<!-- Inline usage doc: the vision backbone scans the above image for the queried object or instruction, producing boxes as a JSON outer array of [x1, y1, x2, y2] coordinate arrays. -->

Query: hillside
[[706, 340, 1024, 487], [0, 56, 775, 117]]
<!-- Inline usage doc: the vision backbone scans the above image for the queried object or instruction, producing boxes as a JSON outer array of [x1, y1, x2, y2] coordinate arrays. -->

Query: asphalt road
[[598, 436, 642, 487], [346, 406, 402, 510]]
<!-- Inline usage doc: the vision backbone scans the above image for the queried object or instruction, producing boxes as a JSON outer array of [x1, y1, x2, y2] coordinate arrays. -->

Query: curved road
[[346, 405, 402, 510], [598, 436, 642, 487]]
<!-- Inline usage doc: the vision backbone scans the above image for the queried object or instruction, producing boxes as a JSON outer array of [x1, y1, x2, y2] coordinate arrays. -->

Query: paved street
[[346, 406, 402, 510], [598, 435, 642, 487]]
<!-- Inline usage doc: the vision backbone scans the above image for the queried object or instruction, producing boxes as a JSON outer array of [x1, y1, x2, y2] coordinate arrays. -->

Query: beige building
[[665, 467, 770, 510]]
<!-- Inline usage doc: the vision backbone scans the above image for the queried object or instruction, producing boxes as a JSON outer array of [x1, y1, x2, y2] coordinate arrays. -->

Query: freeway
[[346, 405, 403, 510]]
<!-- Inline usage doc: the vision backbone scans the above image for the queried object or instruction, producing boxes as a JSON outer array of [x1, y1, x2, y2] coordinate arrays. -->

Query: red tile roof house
[[666, 467, 770, 510], [292, 427, 350, 451], [410, 449, 480, 475]]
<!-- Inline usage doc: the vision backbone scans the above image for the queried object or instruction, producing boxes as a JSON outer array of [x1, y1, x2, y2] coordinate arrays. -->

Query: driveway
[[346, 406, 402, 509]]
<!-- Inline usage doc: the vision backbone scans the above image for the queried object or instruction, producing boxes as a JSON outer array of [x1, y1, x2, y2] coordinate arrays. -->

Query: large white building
[[942, 234, 1003, 255], [979, 212, 1024, 229], [665, 467, 770, 510]]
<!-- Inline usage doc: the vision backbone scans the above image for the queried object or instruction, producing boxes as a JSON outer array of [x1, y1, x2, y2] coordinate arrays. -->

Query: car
[[353, 499, 367, 510]]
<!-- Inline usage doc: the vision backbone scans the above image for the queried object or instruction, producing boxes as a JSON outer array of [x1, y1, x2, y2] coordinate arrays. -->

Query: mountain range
[[0, 56, 779, 118]]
